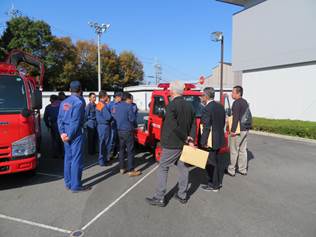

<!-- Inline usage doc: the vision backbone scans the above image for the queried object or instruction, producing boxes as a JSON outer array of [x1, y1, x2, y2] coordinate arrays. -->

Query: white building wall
[[243, 64, 316, 121]]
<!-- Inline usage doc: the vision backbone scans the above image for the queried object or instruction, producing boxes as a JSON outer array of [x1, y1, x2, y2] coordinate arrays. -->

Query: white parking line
[[0, 213, 72, 234], [81, 165, 159, 230]]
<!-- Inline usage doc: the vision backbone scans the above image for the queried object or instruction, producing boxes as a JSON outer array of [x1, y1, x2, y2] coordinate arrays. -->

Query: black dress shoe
[[71, 186, 92, 193], [201, 185, 219, 192], [146, 197, 166, 207], [174, 194, 188, 204]]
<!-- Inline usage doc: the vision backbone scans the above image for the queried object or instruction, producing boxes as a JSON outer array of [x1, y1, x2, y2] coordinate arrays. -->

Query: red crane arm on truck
[[5, 49, 44, 89]]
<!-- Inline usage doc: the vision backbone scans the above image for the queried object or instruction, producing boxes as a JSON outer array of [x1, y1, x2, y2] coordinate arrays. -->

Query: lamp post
[[211, 31, 224, 102], [89, 21, 110, 91]]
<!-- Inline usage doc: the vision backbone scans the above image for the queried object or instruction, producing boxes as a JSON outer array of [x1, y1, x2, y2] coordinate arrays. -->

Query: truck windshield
[[0, 75, 28, 113], [183, 95, 203, 117]]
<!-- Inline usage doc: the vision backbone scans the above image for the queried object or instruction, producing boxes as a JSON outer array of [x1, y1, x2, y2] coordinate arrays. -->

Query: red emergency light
[[158, 83, 196, 91], [0, 63, 18, 75]]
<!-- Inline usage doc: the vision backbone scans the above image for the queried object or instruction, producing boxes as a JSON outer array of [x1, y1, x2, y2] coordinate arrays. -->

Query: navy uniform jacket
[[112, 102, 135, 132], [96, 101, 112, 126], [57, 95, 85, 141], [85, 102, 97, 129], [44, 100, 61, 128]]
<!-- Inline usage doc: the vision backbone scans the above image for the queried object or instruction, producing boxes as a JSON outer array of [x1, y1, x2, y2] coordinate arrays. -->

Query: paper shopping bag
[[180, 145, 209, 169]]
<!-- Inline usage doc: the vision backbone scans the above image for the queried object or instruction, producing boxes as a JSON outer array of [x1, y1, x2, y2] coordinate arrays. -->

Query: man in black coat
[[200, 87, 226, 192], [146, 81, 196, 207]]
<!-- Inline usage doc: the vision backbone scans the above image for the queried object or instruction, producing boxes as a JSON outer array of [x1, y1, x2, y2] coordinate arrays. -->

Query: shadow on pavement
[[82, 152, 156, 188]]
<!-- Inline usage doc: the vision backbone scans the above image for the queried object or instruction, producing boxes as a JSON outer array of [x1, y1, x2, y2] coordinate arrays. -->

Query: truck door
[[150, 96, 166, 141]]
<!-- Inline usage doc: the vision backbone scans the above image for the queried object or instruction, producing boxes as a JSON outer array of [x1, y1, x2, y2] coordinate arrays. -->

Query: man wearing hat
[[57, 81, 90, 193]]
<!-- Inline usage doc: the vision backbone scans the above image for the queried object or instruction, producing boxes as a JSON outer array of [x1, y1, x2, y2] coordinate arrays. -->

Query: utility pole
[[154, 59, 162, 85], [6, 4, 22, 18], [88, 21, 110, 92]]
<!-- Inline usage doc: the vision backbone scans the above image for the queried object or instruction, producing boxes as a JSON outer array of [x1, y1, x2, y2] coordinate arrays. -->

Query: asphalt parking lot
[[1, 128, 316, 237]]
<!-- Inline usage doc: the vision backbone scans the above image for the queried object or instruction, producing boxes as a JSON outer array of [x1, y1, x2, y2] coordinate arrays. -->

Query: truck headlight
[[12, 134, 36, 157]]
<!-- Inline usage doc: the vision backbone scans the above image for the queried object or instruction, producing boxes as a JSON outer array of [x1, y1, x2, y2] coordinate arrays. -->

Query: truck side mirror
[[32, 89, 42, 110]]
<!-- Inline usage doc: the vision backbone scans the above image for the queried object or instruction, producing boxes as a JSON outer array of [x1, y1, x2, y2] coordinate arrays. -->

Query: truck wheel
[[154, 141, 162, 163]]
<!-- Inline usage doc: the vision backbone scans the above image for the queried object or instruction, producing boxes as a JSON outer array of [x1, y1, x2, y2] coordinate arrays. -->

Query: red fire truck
[[0, 50, 43, 175], [135, 83, 230, 161]]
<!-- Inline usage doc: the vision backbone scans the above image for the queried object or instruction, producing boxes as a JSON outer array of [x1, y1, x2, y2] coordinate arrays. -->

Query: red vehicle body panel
[[0, 50, 43, 175]]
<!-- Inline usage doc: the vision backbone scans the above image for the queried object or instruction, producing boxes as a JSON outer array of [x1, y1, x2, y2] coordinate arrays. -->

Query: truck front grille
[[0, 158, 10, 163], [0, 146, 10, 158]]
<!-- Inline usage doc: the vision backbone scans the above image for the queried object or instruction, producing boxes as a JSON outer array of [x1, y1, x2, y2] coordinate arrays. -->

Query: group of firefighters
[[44, 81, 141, 193]]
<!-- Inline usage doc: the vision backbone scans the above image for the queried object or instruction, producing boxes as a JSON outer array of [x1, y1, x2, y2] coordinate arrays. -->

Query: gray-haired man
[[146, 81, 196, 207]]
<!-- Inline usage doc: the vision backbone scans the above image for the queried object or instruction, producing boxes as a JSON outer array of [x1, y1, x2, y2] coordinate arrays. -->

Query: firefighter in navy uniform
[[107, 92, 123, 158], [96, 90, 112, 166], [85, 92, 97, 155], [112, 94, 141, 177], [44, 94, 63, 159], [57, 81, 91, 193]]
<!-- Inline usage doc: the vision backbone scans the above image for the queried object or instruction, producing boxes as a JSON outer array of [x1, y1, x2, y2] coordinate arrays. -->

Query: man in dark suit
[[146, 80, 196, 207], [200, 87, 226, 192]]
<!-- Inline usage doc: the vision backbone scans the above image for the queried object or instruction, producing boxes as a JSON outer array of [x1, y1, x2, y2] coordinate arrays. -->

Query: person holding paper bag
[[146, 80, 196, 207], [200, 87, 226, 192], [228, 86, 249, 176]]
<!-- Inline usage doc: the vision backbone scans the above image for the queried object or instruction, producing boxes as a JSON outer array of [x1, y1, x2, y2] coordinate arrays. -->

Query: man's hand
[[188, 142, 196, 148], [60, 133, 69, 142], [230, 132, 237, 137], [186, 136, 194, 144]]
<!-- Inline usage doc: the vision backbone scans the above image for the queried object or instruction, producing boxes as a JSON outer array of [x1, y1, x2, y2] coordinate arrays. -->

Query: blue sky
[[0, 0, 241, 84]]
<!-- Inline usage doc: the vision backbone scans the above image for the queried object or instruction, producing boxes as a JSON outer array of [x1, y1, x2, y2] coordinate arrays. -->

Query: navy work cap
[[70, 80, 81, 90], [114, 92, 123, 98]]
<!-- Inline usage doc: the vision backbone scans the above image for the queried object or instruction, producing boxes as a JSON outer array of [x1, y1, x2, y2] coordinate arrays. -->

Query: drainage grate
[[70, 230, 84, 237]]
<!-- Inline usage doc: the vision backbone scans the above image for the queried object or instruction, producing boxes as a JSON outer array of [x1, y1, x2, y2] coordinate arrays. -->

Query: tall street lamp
[[211, 31, 224, 102], [89, 21, 110, 91]]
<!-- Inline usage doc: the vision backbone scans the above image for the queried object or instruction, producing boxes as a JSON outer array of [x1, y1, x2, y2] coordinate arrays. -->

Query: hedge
[[252, 117, 316, 140]]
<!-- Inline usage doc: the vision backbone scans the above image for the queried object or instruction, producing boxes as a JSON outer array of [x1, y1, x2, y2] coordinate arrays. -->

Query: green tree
[[44, 37, 77, 90], [118, 51, 144, 88], [0, 16, 144, 91], [0, 16, 52, 58], [75, 40, 98, 91], [100, 46, 120, 90]]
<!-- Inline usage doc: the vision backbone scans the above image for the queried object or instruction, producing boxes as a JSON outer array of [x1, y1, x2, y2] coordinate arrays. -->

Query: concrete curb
[[250, 130, 316, 145]]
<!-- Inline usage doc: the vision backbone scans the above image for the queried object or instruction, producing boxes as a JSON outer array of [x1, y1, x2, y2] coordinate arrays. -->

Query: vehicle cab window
[[153, 96, 166, 116]]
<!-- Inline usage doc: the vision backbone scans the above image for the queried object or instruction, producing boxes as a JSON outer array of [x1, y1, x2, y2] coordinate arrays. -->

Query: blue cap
[[114, 92, 123, 97], [70, 81, 81, 90]]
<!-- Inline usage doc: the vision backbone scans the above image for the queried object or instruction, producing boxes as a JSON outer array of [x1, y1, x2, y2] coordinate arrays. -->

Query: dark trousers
[[206, 149, 224, 188], [87, 126, 97, 155], [118, 131, 134, 171], [50, 124, 63, 158]]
